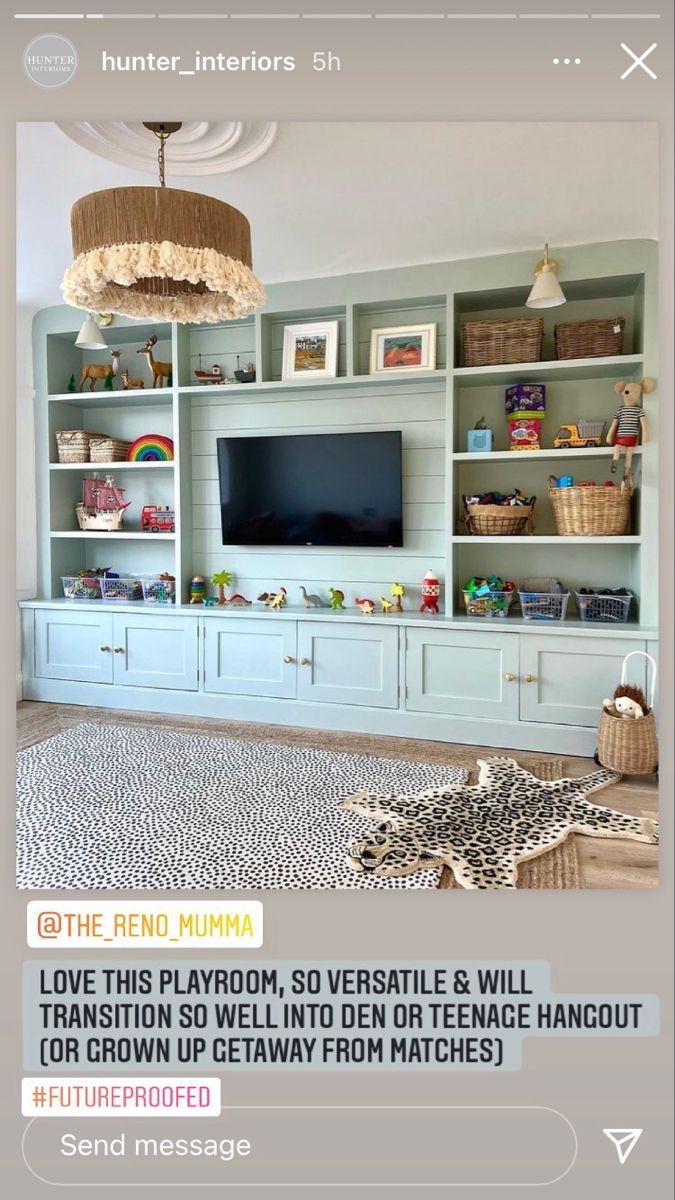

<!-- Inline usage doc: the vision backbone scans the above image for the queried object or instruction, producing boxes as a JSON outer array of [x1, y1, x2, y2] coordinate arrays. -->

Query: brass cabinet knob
[[283, 656, 295, 664], [525, 673, 537, 683], [504, 672, 516, 682], [299, 657, 312, 666], [100, 645, 110, 652], [113, 647, 125, 654]]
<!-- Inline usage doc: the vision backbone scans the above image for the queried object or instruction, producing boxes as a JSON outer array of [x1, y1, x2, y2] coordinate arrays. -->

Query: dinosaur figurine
[[225, 593, 252, 607], [355, 597, 375, 615], [328, 588, 346, 611], [380, 597, 394, 614], [299, 585, 324, 608], [268, 587, 287, 610]]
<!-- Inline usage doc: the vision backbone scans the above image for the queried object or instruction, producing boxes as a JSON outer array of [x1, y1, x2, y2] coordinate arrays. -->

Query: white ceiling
[[17, 121, 658, 310]]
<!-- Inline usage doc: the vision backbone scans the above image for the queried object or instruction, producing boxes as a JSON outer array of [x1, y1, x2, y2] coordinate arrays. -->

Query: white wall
[[16, 305, 37, 696]]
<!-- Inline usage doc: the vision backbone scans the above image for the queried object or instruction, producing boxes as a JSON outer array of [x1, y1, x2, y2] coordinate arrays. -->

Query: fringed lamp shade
[[62, 186, 266, 324]]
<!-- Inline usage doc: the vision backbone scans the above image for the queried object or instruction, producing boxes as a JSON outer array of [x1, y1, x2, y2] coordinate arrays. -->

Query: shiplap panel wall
[[190, 380, 445, 606]]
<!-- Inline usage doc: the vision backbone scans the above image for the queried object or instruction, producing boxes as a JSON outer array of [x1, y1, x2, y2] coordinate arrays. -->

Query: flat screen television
[[217, 430, 403, 547]]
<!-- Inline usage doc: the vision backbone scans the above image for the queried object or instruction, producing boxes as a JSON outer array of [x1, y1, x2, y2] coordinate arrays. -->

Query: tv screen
[[217, 430, 403, 548]]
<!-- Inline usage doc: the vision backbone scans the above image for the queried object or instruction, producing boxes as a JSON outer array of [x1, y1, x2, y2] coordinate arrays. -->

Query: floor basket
[[554, 317, 625, 360], [89, 436, 132, 463], [548, 480, 631, 536], [464, 503, 534, 536], [596, 652, 658, 775], [462, 318, 544, 367]]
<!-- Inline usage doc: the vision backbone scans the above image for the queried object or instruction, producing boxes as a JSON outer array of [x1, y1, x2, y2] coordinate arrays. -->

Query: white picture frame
[[369, 322, 437, 375], [282, 321, 339, 381]]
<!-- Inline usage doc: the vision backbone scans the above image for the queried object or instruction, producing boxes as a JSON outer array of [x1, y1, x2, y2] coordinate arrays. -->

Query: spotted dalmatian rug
[[16, 722, 468, 890], [342, 756, 659, 889]]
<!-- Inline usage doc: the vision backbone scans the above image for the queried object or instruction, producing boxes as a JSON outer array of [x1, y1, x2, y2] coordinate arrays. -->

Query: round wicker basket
[[548, 481, 631, 537], [464, 503, 534, 537], [596, 652, 658, 776]]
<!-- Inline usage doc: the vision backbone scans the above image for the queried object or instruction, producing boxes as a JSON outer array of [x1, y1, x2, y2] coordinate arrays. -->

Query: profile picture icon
[[23, 34, 78, 89]]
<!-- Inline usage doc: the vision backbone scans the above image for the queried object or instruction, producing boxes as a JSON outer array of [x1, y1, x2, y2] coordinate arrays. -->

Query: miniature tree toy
[[390, 582, 405, 612], [212, 569, 233, 605], [607, 378, 654, 482]]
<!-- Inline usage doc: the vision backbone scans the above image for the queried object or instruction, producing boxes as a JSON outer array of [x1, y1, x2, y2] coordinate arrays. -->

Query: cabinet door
[[112, 613, 199, 691], [520, 635, 647, 727], [35, 610, 113, 683], [296, 622, 399, 709], [203, 617, 297, 698], [406, 627, 519, 720]]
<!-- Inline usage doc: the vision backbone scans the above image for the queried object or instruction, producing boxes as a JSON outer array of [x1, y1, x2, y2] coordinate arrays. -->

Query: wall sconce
[[75, 313, 108, 350], [526, 244, 566, 309]]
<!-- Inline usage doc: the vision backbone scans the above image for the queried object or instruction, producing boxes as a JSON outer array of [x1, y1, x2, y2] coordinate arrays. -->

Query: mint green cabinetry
[[203, 617, 297, 698], [405, 628, 519, 721], [35, 609, 113, 684], [296, 622, 399, 709], [519, 634, 646, 727]]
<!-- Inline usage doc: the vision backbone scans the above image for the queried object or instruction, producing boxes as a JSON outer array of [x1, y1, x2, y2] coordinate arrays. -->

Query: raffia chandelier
[[62, 122, 266, 324]]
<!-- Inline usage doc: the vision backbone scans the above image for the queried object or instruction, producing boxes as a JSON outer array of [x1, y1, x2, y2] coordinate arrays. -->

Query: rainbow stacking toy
[[126, 434, 174, 462]]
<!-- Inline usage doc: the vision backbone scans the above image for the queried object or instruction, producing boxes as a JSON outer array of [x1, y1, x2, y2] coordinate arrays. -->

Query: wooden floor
[[17, 700, 659, 889]]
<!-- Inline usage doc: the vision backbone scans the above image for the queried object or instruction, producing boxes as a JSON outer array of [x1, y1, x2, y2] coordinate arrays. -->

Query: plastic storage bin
[[100, 576, 144, 602], [519, 578, 570, 622], [141, 576, 176, 604], [463, 589, 514, 618], [61, 574, 103, 600], [575, 588, 633, 624]]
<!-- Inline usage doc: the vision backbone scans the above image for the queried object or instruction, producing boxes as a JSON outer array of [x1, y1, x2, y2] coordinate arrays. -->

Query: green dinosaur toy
[[329, 587, 346, 610]]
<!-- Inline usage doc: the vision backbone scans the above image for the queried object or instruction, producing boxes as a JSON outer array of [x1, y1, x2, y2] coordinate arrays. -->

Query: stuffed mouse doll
[[607, 378, 654, 482]]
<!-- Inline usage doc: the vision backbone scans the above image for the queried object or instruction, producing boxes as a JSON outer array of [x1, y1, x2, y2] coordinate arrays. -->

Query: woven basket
[[89, 436, 131, 463], [55, 429, 98, 464], [464, 503, 534, 537], [548, 480, 631, 537], [596, 652, 658, 776], [554, 317, 625, 360], [462, 318, 544, 367]]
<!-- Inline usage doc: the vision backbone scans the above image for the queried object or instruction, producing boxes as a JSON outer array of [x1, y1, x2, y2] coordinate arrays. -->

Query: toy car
[[553, 420, 605, 449], [141, 505, 176, 533]]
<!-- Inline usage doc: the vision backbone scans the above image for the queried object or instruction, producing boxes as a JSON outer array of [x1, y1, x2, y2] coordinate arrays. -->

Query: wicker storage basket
[[596, 652, 658, 776], [55, 430, 98, 464], [548, 480, 631, 537], [462, 318, 544, 367], [89, 436, 131, 463], [554, 317, 625, 360], [464, 503, 534, 536]]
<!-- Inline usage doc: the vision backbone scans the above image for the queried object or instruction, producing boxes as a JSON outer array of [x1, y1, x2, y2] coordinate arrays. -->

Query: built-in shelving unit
[[32, 238, 657, 627]]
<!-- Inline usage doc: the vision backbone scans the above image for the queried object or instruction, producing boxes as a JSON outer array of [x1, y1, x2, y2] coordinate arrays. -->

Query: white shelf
[[49, 461, 174, 471], [453, 354, 644, 388], [181, 369, 447, 397], [452, 447, 641, 463], [453, 535, 641, 545], [48, 387, 173, 408], [50, 531, 176, 542]]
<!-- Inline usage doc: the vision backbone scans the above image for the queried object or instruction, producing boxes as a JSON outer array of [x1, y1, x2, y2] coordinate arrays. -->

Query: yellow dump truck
[[553, 419, 605, 449]]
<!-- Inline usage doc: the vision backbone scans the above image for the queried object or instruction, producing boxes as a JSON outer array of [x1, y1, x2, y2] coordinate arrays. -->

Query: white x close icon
[[620, 43, 658, 81]]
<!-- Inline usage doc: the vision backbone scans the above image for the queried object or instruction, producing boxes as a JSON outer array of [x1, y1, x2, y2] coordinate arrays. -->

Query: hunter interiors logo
[[23, 34, 78, 88]]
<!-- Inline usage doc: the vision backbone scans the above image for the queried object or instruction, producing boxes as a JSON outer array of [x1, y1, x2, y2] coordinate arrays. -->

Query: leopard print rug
[[16, 722, 468, 890], [342, 756, 659, 890]]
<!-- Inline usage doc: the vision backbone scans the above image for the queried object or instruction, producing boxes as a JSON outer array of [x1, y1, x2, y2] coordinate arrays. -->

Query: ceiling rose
[[56, 120, 278, 176]]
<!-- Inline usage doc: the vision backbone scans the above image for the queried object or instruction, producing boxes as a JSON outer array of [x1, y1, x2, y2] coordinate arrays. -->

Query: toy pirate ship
[[75, 474, 131, 532]]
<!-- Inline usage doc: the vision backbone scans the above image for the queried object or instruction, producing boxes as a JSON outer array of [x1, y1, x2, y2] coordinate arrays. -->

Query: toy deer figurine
[[137, 335, 172, 388], [78, 349, 121, 392], [121, 368, 145, 391]]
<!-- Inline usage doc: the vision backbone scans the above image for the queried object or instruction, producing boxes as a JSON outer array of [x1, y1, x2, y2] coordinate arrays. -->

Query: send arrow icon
[[603, 1128, 643, 1165]]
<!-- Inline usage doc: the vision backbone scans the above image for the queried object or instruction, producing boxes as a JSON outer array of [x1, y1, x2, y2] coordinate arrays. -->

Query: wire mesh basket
[[61, 574, 104, 600], [100, 576, 144, 602], [463, 590, 514, 618], [519, 578, 570, 622], [463, 503, 534, 536], [575, 589, 634, 624], [141, 576, 176, 604]]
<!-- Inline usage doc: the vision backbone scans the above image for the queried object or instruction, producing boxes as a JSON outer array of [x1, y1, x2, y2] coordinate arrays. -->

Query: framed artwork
[[369, 323, 437, 375], [282, 321, 339, 381]]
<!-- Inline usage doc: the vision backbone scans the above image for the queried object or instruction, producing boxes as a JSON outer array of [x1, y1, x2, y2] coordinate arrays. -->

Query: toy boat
[[194, 355, 224, 385], [75, 474, 131, 532]]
